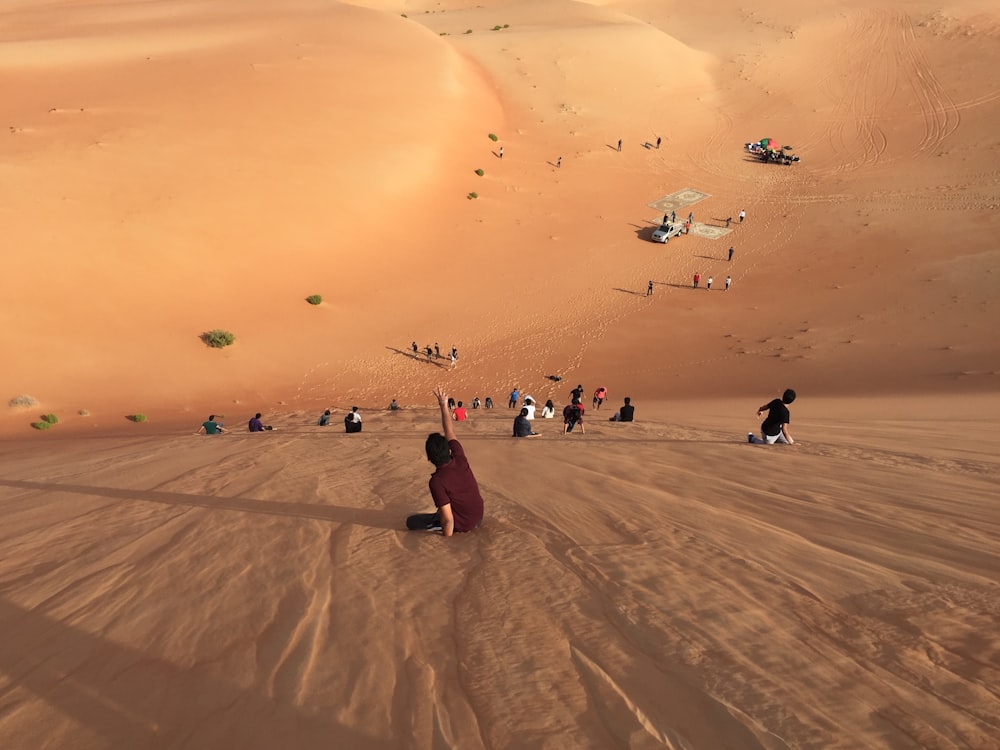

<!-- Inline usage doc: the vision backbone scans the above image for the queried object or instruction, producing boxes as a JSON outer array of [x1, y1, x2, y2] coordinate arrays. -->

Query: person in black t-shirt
[[749, 389, 796, 444], [609, 397, 634, 422]]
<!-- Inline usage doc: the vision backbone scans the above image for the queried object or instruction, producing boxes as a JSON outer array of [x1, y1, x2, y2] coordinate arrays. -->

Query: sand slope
[[1, 398, 998, 748]]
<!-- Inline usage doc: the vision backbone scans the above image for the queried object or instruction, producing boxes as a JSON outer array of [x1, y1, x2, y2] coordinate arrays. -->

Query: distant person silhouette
[[617, 138, 622, 151], [728, 246, 734, 262]]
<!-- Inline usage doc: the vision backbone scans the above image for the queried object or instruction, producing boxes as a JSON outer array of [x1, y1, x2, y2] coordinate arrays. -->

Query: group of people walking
[[411, 341, 459, 366]]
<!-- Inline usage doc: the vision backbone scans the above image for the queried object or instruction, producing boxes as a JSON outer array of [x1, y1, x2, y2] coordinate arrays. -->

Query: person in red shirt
[[453, 401, 468, 421], [406, 388, 485, 536]]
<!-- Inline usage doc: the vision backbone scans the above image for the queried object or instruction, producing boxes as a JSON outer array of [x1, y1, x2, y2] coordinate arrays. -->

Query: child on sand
[[748, 389, 796, 444]]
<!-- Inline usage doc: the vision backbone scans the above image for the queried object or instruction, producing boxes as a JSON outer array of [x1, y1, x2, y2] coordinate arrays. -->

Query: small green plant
[[8, 394, 38, 409], [31, 420, 53, 430], [201, 329, 235, 348], [306, 295, 323, 305], [488, 133, 498, 141], [127, 414, 147, 423], [464, 29, 472, 34], [475, 168, 484, 176], [491, 25, 502, 31], [467, 192, 478, 199], [41, 413, 58, 425], [503, 24, 509, 28]]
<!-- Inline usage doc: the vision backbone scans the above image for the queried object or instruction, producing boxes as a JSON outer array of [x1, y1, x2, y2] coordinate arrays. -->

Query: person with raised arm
[[405, 388, 485, 536]]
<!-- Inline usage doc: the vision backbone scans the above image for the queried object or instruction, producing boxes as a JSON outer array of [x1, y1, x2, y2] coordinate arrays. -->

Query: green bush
[[464, 29, 472, 34], [492, 25, 502, 31], [201, 329, 235, 348], [42, 413, 58, 424], [306, 295, 323, 305], [475, 169, 484, 176], [31, 421, 52, 430], [488, 133, 498, 141], [468, 192, 478, 200], [503, 24, 509, 28], [127, 414, 147, 423]]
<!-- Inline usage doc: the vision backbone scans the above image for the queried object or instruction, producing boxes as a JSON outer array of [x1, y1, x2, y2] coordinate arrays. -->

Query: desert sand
[[1, 0, 999, 747]]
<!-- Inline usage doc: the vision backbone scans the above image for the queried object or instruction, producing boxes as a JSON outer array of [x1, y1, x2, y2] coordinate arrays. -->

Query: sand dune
[[1, 398, 998, 748], [2, 0, 999, 746]]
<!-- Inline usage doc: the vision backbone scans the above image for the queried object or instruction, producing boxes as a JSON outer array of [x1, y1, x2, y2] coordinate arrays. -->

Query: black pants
[[406, 512, 441, 531]]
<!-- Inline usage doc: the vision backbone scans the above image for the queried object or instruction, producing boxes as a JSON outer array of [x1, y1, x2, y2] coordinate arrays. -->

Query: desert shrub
[[201, 329, 235, 348], [475, 169, 484, 176], [31, 421, 52, 430], [467, 192, 478, 199], [464, 29, 472, 34], [306, 295, 322, 305], [488, 133, 498, 141], [400, 13, 407, 17], [503, 24, 509, 28], [492, 25, 502, 31], [41, 413, 58, 424], [9, 394, 38, 409], [127, 414, 147, 423]]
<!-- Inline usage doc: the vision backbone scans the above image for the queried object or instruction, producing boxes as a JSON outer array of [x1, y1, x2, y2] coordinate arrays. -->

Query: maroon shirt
[[429, 440, 484, 532]]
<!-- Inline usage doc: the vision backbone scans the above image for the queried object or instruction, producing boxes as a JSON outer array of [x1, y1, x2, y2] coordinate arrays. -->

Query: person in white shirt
[[523, 398, 536, 420], [540, 399, 555, 418]]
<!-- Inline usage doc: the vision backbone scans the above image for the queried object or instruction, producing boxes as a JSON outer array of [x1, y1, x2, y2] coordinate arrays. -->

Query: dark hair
[[425, 433, 452, 467], [324, 409, 331, 415], [255, 412, 262, 419], [624, 397, 631, 404], [520, 407, 529, 416], [782, 389, 797, 404], [352, 406, 358, 412], [208, 414, 215, 421], [457, 401, 463, 407], [525, 398, 532, 405], [545, 399, 554, 408]]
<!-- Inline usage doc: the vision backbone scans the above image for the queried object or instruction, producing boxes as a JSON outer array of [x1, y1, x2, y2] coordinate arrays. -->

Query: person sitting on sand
[[472, 396, 481, 409], [344, 406, 362, 433], [317, 409, 332, 426], [453, 401, 468, 421], [513, 407, 539, 438], [405, 388, 485, 536], [197, 415, 227, 435], [484, 397, 494, 409], [248, 413, 272, 432], [523, 397, 536, 419], [563, 402, 585, 434], [389, 399, 399, 411], [541, 399, 555, 418], [609, 397, 634, 422], [748, 389, 796, 444]]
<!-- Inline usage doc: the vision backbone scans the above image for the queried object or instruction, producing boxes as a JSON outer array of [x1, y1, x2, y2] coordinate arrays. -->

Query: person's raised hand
[[433, 387, 448, 405]]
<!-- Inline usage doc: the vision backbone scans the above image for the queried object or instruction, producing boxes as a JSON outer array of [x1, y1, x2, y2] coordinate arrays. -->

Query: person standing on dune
[[617, 138, 622, 152], [406, 388, 485, 535]]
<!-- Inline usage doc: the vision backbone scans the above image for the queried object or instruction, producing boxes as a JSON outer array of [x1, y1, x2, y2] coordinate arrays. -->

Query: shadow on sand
[[387, 346, 449, 368]]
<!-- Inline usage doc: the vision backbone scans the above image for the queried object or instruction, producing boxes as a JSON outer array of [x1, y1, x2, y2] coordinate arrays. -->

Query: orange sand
[[1, 0, 998, 747]]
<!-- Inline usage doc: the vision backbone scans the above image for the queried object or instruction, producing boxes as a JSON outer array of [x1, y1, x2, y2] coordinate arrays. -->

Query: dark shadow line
[[0, 479, 401, 530], [385, 346, 448, 368], [611, 287, 648, 297], [0, 597, 396, 748]]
